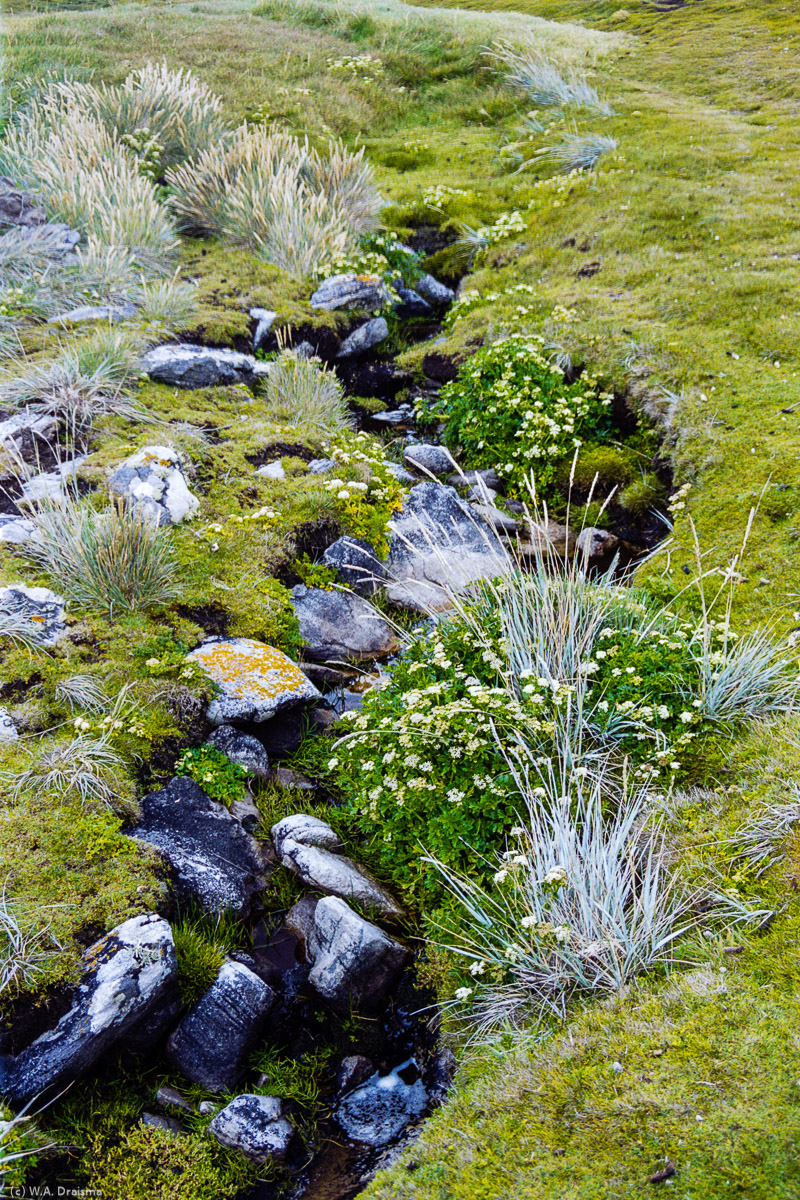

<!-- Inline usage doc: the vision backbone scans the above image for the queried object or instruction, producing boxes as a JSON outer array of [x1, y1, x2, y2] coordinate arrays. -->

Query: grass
[[264, 351, 353, 438]]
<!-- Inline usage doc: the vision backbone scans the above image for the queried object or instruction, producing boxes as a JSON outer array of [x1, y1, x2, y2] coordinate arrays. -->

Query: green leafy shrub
[[314, 229, 423, 285], [425, 335, 613, 497], [175, 745, 250, 807], [322, 432, 407, 556]]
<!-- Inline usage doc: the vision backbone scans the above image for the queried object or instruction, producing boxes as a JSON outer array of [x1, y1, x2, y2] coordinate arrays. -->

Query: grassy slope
[[3, 0, 800, 1195]]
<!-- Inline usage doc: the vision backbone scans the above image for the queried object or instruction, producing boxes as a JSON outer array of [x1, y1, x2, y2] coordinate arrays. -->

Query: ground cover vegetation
[[0, 0, 800, 1196]]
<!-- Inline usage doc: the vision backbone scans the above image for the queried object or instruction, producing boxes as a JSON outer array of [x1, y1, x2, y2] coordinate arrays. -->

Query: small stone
[[166, 961, 275, 1093], [0, 410, 58, 460], [283, 895, 319, 946], [141, 1112, 187, 1135], [306, 896, 408, 1011], [256, 460, 286, 480], [394, 288, 432, 318], [447, 468, 503, 494], [293, 341, 315, 359], [109, 445, 199, 526], [336, 1055, 374, 1094], [273, 767, 316, 792], [48, 303, 137, 326], [337, 317, 389, 358], [415, 274, 455, 305], [290, 585, 399, 663], [0, 708, 18, 742], [385, 461, 417, 485], [0, 177, 46, 227], [322, 536, 387, 598], [520, 518, 576, 559], [310, 274, 391, 312], [156, 1084, 195, 1114], [198, 1101, 218, 1116], [0, 515, 36, 546], [209, 1094, 294, 1164], [250, 307, 277, 350], [141, 343, 261, 388], [470, 503, 518, 535], [0, 584, 66, 647], [206, 725, 270, 779], [271, 814, 343, 857], [576, 527, 620, 561], [187, 637, 321, 725], [335, 1059, 427, 1146], [403, 443, 456, 477], [307, 458, 336, 474], [20, 456, 86, 506]]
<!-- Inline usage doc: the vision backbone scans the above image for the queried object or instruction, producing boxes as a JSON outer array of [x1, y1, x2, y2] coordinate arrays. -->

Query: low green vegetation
[[175, 744, 251, 807]]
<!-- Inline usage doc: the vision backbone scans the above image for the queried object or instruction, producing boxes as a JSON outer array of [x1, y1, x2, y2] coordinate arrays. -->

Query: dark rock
[[421, 352, 459, 383], [447, 468, 503, 493], [310, 274, 391, 312], [415, 274, 455, 305], [0, 915, 177, 1106], [141, 1112, 187, 1135], [123, 987, 184, 1055], [322, 536, 387, 597], [336, 1054, 374, 1094], [0, 585, 66, 647], [141, 344, 264, 389], [306, 897, 408, 1011], [258, 708, 308, 758], [335, 1059, 427, 1146], [166, 961, 275, 1092], [206, 725, 270, 780], [337, 317, 389, 358], [272, 767, 316, 793], [0, 222, 80, 261], [394, 288, 432, 319], [291, 585, 399, 663], [156, 1084, 195, 1114], [576, 526, 620, 561], [209, 1094, 294, 1163], [283, 896, 319, 947], [404, 443, 456, 476], [129, 777, 270, 917], [0, 177, 46, 227]]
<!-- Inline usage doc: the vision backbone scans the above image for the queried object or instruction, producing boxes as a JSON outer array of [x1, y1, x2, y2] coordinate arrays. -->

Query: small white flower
[[454, 986, 473, 1002], [468, 961, 486, 976]]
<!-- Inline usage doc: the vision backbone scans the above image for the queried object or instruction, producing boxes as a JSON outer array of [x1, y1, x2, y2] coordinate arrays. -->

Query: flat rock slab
[[310, 274, 391, 312], [130, 776, 270, 917], [189, 637, 321, 725], [0, 515, 37, 546], [109, 445, 199, 526], [385, 482, 509, 613], [279, 840, 403, 919], [322, 536, 387, 597], [0, 915, 177, 1106], [142, 344, 261, 388], [0, 177, 46, 227], [209, 1094, 294, 1163], [48, 303, 138, 326], [335, 1059, 427, 1146], [291, 585, 398, 663], [167, 961, 275, 1093], [0, 585, 66, 647], [307, 897, 408, 1011]]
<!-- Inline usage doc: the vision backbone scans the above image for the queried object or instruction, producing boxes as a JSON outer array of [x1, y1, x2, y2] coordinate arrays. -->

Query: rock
[[123, 987, 184, 1055], [322, 536, 387, 598], [337, 317, 389, 358], [520, 518, 576, 559], [0, 708, 18, 742], [416, 274, 455, 306], [0, 584, 66, 647], [0, 410, 58, 462], [272, 767, 316, 793], [335, 1059, 427, 1146], [426, 1046, 457, 1102], [283, 895, 319, 946], [403, 443, 456, 477], [141, 343, 260, 388], [228, 795, 262, 833], [109, 445, 199, 526], [0, 177, 46, 227], [167, 961, 274, 1093], [307, 457, 336, 474], [156, 1084, 195, 1115], [0, 915, 176, 1106], [293, 341, 315, 359], [291, 585, 398, 663], [256, 460, 285, 480], [141, 1112, 186, 1135], [20, 456, 86, 505], [0, 515, 37, 546], [188, 637, 321, 726], [372, 408, 415, 429], [576, 526, 620, 561], [336, 1054, 374, 1094], [0, 222, 80, 261], [209, 1094, 294, 1164], [130, 776, 270, 917], [48, 303, 137, 327], [206, 725, 270, 780], [467, 484, 498, 505], [198, 1100, 218, 1116], [448, 467, 503, 494], [250, 307, 277, 351], [306, 897, 408, 1011], [385, 461, 417, 485], [470, 503, 518, 535], [271, 814, 343, 857], [279, 841, 403, 919], [394, 288, 432, 318], [310, 273, 391, 312], [258, 708, 308, 758], [385, 482, 509, 613]]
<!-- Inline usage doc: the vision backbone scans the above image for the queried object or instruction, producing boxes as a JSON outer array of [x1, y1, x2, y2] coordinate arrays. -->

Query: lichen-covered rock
[[0, 707, 17, 742], [576, 526, 620, 561], [141, 343, 261, 388], [385, 482, 508, 613], [166, 961, 275, 1093], [206, 725, 270, 779], [109, 445, 199, 526], [310, 274, 391, 312], [404, 443, 456, 477], [256, 459, 285, 480], [271, 814, 343, 857], [335, 1059, 428, 1146], [278, 840, 403, 918], [0, 915, 177, 1106], [0, 584, 66, 646], [290, 585, 398, 662], [337, 317, 389, 358], [0, 410, 57, 462], [129, 776, 270, 916], [0, 515, 37, 546], [20, 456, 86, 506], [394, 287, 432, 318], [188, 637, 320, 725], [306, 897, 408, 1011], [322, 536, 387, 597], [209, 1094, 294, 1163]]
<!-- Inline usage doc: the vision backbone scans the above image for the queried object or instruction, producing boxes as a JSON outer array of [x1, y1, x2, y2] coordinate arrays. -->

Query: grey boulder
[[307, 457, 336, 474], [129, 776, 270, 917], [256, 460, 285, 480], [0, 177, 46, 227], [470, 502, 518, 535], [48, 303, 137, 327], [394, 287, 432, 318], [307, 897, 408, 1011], [576, 526, 620, 561], [335, 1059, 427, 1146], [167, 961, 275, 1093], [142, 344, 261, 388], [0, 515, 37, 546], [291, 585, 398, 663], [310, 273, 391, 312], [0, 585, 66, 647], [206, 725, 270, 780], [209, 1094, 294, 1164], [416, 274, 455, 305], [187, 637, 321, 725], [322, 536, 387, 597], [337, 317, 389, 358], [404, 443, 456, 477], [272, 814, 343, 857], [0, 915, 177, 1106], [279, 840, 403, 919], [20, 456, 86, 506], [0, 707, 18, 742], [385, 482, 509, 613], [109, 445, 199, 525], [0, 410, 58, 462]]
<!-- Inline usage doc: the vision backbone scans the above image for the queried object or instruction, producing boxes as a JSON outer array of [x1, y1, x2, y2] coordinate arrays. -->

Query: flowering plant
[[322, 433, 407, 556], [175, 745, 250, 808]]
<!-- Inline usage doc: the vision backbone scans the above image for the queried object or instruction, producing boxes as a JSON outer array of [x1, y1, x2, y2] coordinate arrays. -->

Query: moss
[[89, 1124, 251, 1200]]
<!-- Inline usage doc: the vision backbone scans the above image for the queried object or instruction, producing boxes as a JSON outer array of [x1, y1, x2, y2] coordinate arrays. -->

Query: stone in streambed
[[322, 536, 387, 597], [576, 526, 620, 561], [403, 443, 456, 477], [310, 274, 391, 312], [306, 897, 408, 1011], [415, 274, 455, 305], [337, 317, 389, 358], [209, 1094, 294, 1164], [272, 814, 343, 857], [278, 839, 402, 919], [335, 1058, 428, 1146]]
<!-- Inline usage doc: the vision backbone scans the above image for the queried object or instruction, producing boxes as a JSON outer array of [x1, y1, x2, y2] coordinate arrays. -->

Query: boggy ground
[[2, 0, 800, 1197]]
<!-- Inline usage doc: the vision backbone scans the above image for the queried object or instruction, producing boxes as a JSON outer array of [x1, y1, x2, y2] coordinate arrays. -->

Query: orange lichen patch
[[188, 638, 313, 702]]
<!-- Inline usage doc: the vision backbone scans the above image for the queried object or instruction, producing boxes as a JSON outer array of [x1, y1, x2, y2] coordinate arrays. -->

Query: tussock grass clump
[[4, 735, 125, 808], [265, 352, 353, 438], [545, 130, 618, 173], [0, 890, 61, 996], [167, 124, 381, 278], [19, 498, 181, 615], [491, 41, 612, 114]]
